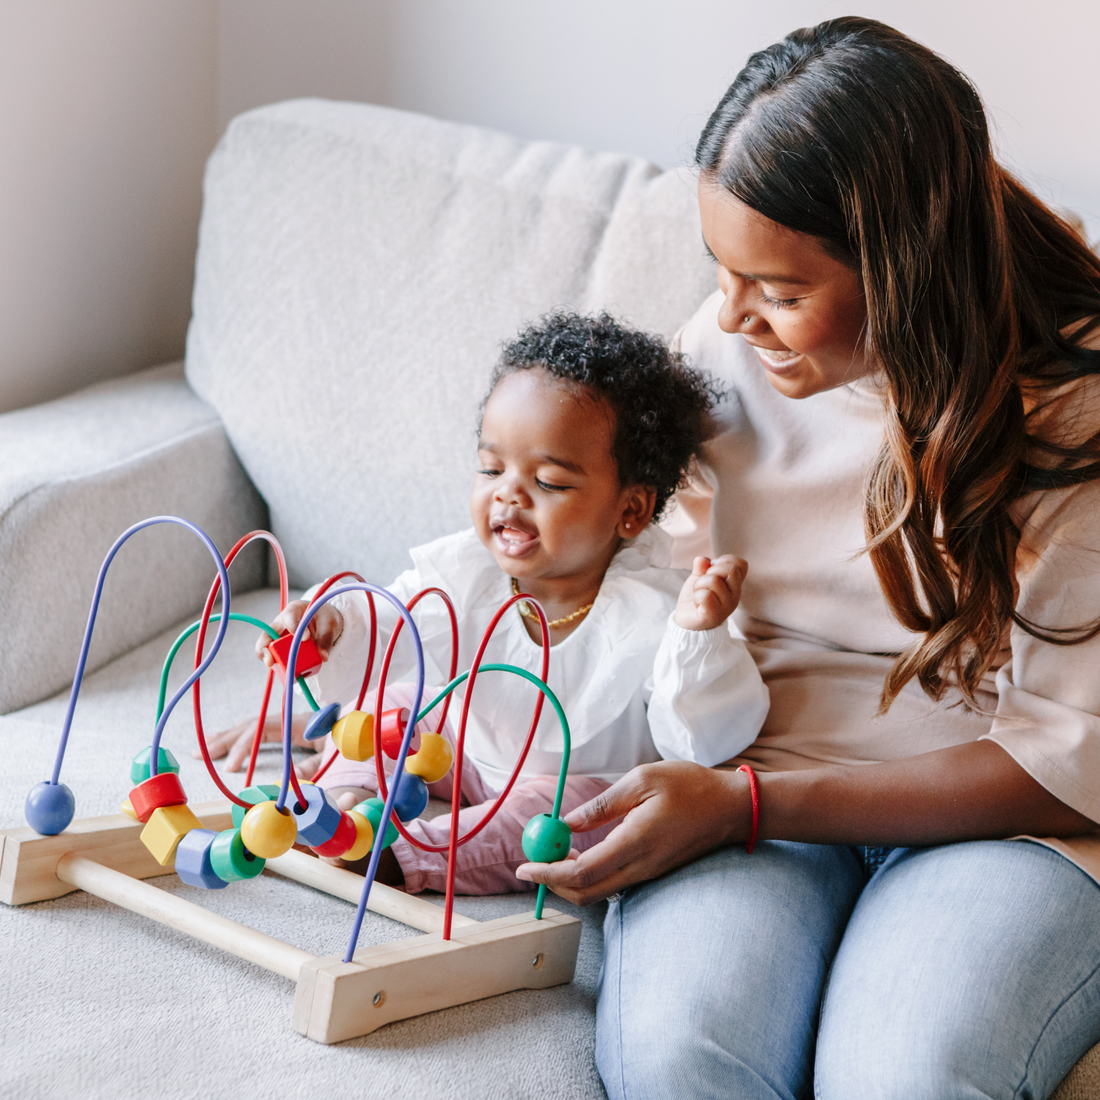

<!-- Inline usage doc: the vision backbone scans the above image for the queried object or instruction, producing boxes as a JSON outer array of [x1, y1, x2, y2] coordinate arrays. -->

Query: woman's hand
[[674, 555, 747, 632], [256, 599, 344, 668], [516, 760, 753, 905], [198, 712, 312, 773]]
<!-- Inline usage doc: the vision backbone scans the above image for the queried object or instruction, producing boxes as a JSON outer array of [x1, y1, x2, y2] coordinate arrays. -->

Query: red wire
[[243, 668, 275, 788], [190, 531, 293, 809]]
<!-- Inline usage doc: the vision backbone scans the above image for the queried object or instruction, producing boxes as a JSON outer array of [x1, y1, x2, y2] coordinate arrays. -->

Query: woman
[[518, 17, 1100, 1099]]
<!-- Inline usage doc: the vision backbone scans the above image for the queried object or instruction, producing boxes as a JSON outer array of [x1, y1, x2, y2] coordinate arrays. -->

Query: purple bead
[[25, 782, 76, 836]]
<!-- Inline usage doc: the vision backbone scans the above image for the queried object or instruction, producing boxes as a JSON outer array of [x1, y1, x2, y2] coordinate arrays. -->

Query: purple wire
[[50, 516, 231, 787], [280, 584, 425, 963]]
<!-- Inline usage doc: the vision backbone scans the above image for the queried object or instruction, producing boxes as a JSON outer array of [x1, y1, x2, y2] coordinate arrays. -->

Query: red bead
[[379, 707, 413, 759], [311, 812, 357, 858], [266, 632, 323, 683], [129, 772, 187, 824]]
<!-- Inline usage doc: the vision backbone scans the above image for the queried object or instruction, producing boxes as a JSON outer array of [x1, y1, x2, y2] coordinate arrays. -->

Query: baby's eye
[[536, 478, 570, 492], [478, 467, 502, 478]]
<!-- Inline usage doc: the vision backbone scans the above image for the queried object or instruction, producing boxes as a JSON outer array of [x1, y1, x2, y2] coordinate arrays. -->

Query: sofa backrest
[[186, 99, 713, 587]]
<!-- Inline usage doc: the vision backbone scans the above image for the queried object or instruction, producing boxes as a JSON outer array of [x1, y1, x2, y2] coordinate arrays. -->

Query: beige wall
[[0, 0, 218, 414], [1, 0, 1095, 414]]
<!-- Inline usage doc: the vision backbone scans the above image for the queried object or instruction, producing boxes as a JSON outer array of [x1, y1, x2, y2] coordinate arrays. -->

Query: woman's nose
[[716, 279, 756, 335]]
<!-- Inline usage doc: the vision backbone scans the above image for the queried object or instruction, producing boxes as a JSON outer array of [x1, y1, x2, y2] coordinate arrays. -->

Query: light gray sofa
[[1, 100, 1097, 1098]]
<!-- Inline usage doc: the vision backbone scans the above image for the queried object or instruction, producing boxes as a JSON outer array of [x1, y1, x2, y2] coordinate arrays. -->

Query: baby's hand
[[255, 599, 345, 668], [198, 712, 314, 772], [674, 555, 747, 632]]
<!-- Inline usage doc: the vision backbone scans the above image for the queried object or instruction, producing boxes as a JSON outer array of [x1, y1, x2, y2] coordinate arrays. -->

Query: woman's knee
[[597, 843, 863, 1100]]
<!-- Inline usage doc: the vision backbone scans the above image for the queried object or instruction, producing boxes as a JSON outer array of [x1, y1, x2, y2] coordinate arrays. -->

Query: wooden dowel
[[56, 854, 314, 980], [266, 849, 478, 934]]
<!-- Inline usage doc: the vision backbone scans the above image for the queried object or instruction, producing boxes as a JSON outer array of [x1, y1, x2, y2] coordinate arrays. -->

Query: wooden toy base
[[0, 802, 582, 1043]]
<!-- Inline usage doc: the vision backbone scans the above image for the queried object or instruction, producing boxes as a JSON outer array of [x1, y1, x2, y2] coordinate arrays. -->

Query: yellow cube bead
[[342, 811, 375, 861], [141, 803, 203, 866], [240, 800, 298, 859], [331, 711, 375, 762], [405, 733, 454, 784]]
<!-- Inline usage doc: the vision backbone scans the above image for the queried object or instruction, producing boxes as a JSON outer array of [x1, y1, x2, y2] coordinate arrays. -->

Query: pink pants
[[316, 684, 614, 895]]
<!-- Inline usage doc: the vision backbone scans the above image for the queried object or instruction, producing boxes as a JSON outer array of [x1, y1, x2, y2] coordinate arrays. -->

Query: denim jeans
[[596, 840, 1100, 1100]]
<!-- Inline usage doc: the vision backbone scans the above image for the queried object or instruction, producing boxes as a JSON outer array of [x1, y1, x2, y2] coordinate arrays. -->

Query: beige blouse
[[668, 291, 1100, 879]]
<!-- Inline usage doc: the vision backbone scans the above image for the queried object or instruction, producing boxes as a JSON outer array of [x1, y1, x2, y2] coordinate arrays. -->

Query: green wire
[[156, 613, 320, 722], [415, 662, 570, 920]]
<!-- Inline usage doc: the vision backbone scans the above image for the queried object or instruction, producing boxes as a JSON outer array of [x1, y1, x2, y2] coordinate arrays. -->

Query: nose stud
[[743, 314, 751, 325]]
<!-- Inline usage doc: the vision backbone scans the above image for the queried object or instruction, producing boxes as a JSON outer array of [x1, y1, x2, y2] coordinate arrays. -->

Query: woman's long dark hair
[[696, 17, 1100, 710]]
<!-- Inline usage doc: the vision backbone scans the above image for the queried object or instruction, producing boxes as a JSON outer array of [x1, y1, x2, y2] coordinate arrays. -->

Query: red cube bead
[[379, 707, 413, 759], [267, 632, 323, 683], [129, 771, 188, 824]]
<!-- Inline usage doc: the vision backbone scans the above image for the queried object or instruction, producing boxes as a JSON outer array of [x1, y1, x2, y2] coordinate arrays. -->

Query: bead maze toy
[[1, 516, 581, 1044]]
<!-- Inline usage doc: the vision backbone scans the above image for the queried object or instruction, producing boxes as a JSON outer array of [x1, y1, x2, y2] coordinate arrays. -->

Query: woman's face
[[698, 177, 872, 399]]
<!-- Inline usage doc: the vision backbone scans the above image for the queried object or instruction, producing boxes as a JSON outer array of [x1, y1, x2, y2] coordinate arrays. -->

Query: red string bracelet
[[737, 764, 759, 854]]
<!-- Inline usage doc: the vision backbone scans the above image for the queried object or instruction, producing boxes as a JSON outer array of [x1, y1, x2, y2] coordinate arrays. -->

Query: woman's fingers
[[519, 761, 749, 905]]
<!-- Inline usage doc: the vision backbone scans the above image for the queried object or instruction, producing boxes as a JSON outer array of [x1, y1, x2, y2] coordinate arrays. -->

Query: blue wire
[[277, 584, 425, 964], [50, 516, 231, 787]]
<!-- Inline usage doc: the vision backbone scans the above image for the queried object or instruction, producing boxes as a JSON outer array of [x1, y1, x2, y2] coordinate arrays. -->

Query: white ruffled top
[[306, 526, 768, 793]]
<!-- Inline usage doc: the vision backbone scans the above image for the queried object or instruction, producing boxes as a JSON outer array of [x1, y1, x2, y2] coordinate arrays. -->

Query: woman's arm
[[517, 740, 1096, 905]]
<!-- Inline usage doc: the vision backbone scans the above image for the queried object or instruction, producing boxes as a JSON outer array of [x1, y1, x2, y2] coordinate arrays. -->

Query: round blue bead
[[303, 702, 341, 742], [25, 782, 76, 836], [392, 772, 428, 822]]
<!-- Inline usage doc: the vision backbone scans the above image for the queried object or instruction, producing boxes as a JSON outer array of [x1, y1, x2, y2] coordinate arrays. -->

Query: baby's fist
[[674, 555, 747, 632]]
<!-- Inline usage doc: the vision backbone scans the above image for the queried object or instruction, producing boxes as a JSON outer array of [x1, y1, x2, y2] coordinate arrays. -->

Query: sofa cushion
[[186, 99, 713, 588]]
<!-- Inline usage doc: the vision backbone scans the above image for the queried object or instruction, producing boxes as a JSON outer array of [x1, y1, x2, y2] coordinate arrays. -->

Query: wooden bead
[[266, 632, 323, 683], [129, 772, 188, 824], [354, 798, 397, 850], [24, 781, 76, 836], [392, 772, 428, 823], [129, 745, 180, 785], [141, 803, 203, 866], [342, 811, 374, 861], [311, 812, 357, 858], [405, 733, 453, 784], [331, 711, 375, 762], [379, 707, 412, 760], [120, 798, 138, 820], [209, 828, 265, 881], [290, 783, 342, 846], [240, 800, 298, 859], [231, 784, 281, 829], [521, 814, 572, 864], [304, 702, 341, 742], [174, 828, 228, 890]]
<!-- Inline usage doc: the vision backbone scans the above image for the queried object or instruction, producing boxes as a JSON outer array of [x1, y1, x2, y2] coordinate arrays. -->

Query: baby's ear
[[618, 486, 657, 538]]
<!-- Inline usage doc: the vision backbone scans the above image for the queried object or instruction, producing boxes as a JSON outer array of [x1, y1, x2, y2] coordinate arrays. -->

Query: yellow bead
[[120, 798, 138, 820], [331, 710, 374, 762], [405, 733, 453, 784], [240, 800, 297, 859], [140, 803, 203, 866], [342, 811, 374, 861]]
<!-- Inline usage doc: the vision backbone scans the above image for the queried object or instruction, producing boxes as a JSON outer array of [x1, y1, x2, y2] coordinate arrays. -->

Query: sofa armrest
[[0, 362, 268, 714]]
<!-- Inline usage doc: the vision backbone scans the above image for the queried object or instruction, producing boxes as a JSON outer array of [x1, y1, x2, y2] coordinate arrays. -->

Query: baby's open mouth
[[492, 523, 539, 557]]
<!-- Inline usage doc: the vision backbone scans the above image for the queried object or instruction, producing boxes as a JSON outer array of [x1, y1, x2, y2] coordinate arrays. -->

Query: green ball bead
[[231, 784, 281, 828], [354, 797, 398, 849], [521, 814, 572, 863], [209, 828, 265, 881], [130, 746, 180, 785]]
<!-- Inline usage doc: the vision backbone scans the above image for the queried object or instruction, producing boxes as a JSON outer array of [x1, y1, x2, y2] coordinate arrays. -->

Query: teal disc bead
[[209, 828, 266, 881], [130, 746, 180, 785], [231, 784, 281, 828], [521, 814, 572, 863], [355, 798, 398, 849]]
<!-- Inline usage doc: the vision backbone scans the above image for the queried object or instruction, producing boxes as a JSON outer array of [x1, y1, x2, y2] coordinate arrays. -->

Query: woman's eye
[[761, 290, 799, 309], [536, 479, 569, 492]]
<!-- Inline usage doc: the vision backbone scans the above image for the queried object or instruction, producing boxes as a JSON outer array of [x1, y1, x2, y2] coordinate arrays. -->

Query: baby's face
[[471, 369, 633, 586]]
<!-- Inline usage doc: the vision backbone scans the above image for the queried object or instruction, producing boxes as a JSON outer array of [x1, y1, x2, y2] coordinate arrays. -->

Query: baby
[[215, 312, 768, 893]]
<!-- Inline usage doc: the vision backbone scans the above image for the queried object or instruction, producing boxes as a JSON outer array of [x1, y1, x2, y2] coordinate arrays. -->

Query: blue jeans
[[596, 841, 1100, 1099]]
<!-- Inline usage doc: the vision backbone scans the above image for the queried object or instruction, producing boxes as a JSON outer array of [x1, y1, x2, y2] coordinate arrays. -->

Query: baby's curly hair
[[489, 311, 721, 521]]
